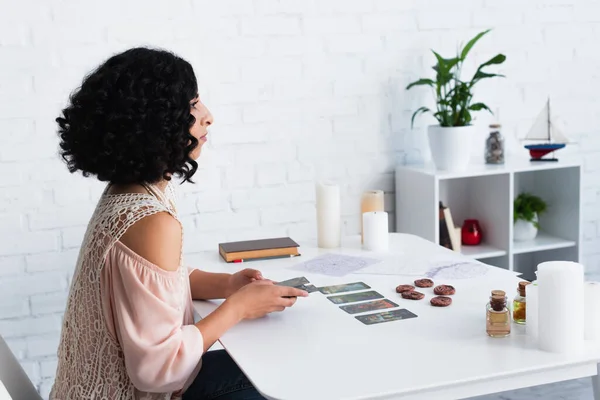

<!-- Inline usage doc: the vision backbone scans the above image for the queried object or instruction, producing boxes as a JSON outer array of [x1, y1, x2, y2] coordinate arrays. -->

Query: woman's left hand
[[227, 268, 264, 296]]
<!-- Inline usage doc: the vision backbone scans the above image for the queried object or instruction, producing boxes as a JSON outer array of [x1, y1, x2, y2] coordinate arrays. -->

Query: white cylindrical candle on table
[[526, 281, 538, 338], [585, 281, 600, 341], [315, 181, 341, 248], [537, 261, 585, 354], [362, 211, 389, 251], [360, 190, 384, 244]]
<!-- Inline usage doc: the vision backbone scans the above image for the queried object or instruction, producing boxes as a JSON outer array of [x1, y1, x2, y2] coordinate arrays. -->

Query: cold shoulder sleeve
[[101, 241, 203, 393]]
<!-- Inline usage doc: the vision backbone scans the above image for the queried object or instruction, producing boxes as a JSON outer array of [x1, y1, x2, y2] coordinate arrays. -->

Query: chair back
[[0, 335, 42, 400]]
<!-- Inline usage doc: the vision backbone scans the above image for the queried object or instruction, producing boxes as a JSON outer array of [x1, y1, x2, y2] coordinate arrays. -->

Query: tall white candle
[[315, 181, 341, 248], [537, 261, 585, 354], [585, 281, 600, 341], [362, 211, 389, 251]]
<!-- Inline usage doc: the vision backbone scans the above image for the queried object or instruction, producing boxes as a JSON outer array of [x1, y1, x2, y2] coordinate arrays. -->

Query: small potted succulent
[[513, 192, 547, 241], [406, 29, 506, 171]]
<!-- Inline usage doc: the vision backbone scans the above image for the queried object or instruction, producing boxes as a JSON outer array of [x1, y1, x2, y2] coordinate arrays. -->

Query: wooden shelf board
[[512, 232, 576, 255], [460, 243, 507, 259], [399, 157, 581, 180]]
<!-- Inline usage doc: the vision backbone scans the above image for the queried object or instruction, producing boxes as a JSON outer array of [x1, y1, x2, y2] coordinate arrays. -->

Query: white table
[[190, 233, 600, 400]]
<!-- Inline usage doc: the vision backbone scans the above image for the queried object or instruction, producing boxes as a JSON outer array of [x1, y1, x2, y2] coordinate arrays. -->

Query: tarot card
[[339, 299, 398, 315], [318, 282, 371, 295], [327, 290, 383, 305], [276, 276, 309, 288], [355, 309, 418, 325], [280, 282, 318, 298], [299, 284, 318, 293]]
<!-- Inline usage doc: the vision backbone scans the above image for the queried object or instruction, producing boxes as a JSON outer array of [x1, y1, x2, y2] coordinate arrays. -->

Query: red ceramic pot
[[462, 219, 482, 245]]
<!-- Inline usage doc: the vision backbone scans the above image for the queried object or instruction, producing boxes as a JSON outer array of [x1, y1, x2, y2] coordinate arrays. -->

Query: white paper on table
[[288, 253, 381, 277], [358, 252, 499, 279], [356, 253, 429, 276]]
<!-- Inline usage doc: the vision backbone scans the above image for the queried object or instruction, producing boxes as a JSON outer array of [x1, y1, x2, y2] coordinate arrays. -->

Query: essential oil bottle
[[512, 281, 530, 325], [486, 290, 511, 337]]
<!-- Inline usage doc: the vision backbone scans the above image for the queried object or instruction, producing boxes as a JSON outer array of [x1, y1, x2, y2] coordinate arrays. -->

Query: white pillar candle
[[315, 181, 341, 248], [362, 211, 389, 251], [537, 261, 585, 354], [360, 190, 384, 244], [585, 281, 600, 341], [526, 281, 538, 338]]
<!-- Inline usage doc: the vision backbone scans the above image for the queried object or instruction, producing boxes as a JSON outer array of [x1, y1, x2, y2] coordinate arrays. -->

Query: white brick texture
[[1, 1, 599, 399]]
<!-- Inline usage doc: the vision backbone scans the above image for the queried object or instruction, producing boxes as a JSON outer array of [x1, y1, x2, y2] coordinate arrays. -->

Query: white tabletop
[[0, 381, 12, 400], [190, 233, 600, 400]]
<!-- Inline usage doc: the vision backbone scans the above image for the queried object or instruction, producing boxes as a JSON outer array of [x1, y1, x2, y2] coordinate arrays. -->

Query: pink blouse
[[100, 240, 204, 395]]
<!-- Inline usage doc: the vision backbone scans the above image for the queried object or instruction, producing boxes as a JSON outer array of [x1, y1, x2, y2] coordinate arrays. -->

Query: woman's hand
[[195, 279, 308, 352], [226, 280, 308, 320], [227, 268, 264, 297]]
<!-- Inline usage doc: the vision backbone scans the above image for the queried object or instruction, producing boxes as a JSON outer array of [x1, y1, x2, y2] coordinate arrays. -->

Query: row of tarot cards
[[275, 277, 417, 325]]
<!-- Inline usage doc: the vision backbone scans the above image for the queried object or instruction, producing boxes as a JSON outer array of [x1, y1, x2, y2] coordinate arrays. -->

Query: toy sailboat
[[523, 98, 569, 162]]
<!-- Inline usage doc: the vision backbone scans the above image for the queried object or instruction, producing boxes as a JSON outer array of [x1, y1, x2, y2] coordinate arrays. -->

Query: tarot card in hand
[[339, 299, 398, 314], [298, 284, 318, 293], [278, 280, 317, 298], [327, 290, 383, 305], [355, 309, 418, 325], [318, 282, 370, 295], [276, 276, 309, 288]]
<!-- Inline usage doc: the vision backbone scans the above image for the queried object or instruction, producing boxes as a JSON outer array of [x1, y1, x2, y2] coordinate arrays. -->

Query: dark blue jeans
[[183, 350, 266, 400]]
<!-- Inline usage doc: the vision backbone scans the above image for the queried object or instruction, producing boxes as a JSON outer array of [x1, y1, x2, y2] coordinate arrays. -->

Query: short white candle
[[362, 211, 389, 252]]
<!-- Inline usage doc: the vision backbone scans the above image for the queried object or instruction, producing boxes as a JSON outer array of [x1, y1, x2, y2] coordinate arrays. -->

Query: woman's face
[[189, 96, 213, 160]]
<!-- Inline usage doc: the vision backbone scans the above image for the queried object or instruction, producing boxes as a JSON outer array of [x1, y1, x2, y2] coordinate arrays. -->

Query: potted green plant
[[406, 29, 506, 171], [513, 192, 547, 241]]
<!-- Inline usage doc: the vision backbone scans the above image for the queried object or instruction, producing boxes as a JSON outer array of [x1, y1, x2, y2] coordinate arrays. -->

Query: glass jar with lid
[[485, 123, 504, 164]]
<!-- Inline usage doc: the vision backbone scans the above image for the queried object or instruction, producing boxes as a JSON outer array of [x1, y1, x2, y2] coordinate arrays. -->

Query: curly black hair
[[56, 47, 199, 184]]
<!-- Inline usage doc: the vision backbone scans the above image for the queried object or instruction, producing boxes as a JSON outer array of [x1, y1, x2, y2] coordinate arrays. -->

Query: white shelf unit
[[395, 157, 583, 280]]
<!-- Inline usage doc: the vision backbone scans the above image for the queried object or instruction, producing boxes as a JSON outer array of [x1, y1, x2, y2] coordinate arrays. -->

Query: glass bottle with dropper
[[512, 281, 530, 325], [486, 290, 511, 337]]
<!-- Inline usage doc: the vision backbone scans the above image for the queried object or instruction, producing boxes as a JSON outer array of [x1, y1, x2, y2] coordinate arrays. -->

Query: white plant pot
[[427, 125, 476, 172], [514, 213, 539, 242]]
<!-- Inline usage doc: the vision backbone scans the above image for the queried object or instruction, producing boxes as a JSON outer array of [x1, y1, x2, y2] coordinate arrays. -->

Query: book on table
[[218, 237, 300, 262]]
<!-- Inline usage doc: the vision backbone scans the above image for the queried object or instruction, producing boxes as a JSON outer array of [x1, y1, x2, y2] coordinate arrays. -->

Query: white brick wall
[[1, 0, 599, 398]]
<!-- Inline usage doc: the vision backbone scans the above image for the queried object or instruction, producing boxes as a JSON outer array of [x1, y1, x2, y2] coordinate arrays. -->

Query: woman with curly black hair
[[50, 47, 307, 400]]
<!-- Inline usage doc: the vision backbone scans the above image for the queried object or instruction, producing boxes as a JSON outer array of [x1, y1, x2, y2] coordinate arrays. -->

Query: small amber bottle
[[486, 290, 511, 337], [512, 281, 530, 325]]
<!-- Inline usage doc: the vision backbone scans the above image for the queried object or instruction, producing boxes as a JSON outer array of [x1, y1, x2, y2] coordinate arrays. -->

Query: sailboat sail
[[550, 122, 569, 143], [523, 98, 569, 144], [524, 104, 551, 141]]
